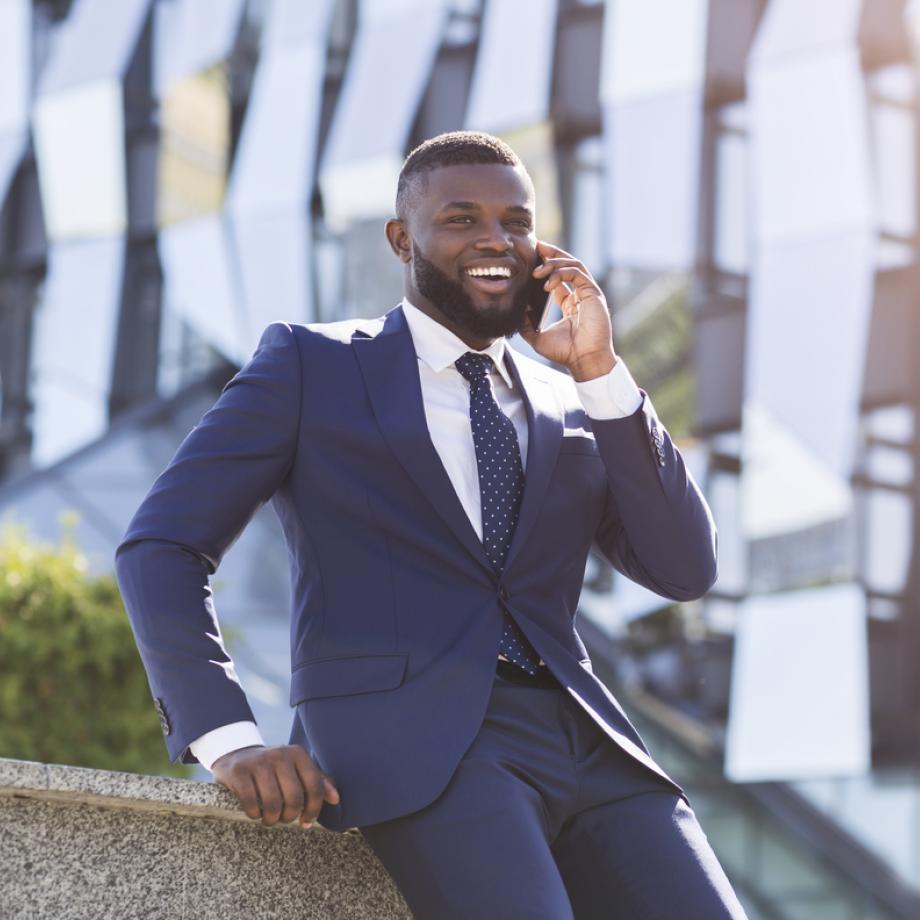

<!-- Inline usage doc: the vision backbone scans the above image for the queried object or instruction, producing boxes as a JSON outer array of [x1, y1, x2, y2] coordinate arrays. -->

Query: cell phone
[[525, 263, 574, 333]]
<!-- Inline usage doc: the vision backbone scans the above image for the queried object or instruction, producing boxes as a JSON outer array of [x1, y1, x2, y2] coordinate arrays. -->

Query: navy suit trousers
[[359, 669, 747, 919]]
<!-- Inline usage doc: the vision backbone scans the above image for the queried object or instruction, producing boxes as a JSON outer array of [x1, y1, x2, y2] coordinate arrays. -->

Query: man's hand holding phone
[[519, 240, 619, 383]]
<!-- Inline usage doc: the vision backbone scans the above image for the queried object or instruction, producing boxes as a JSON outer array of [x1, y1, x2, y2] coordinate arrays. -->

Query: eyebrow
[[438, 201, 534, 218]]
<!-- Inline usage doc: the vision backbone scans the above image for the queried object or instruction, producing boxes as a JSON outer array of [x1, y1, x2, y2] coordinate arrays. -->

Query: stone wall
[[0, 758, 410, 919]]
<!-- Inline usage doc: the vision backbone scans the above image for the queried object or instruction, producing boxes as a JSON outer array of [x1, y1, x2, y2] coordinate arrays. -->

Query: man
[[116, 131, 745, 918]]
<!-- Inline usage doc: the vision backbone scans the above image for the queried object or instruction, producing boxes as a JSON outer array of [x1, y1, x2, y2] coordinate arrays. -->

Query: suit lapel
[[502, 346, 564, 574], [353, 305, 492, 574]]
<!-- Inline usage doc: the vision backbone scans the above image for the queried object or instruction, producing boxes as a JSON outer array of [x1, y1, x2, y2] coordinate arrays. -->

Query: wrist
[[213, 744, 264, 771], [568, 350, 617, 382]]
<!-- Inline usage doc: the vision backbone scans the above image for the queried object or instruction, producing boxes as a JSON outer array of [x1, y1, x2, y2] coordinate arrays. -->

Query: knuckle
[[239, 797, 260, 819]]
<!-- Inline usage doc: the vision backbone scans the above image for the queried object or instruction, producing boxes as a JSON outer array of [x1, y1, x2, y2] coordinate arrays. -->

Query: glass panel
[[707, 469, 747, 595], [865, 403, 914, 444], [703, 597, 739, 633], [869, 70, 916, 240], [229, 2, 333, 211], [153, 0, 245, 95], [714, 113, 748, 273], [158, 214, 247, 365], [602, 92, 703, 270], [695, 309, 744, 432], [319, 0, 448, 230], [725, 583, 870, 781], [742, 232, 875, 539], [314, 236, 346, 323], [30, 238, 125, 466], [569, 137, 604, 276], [864, 444, 913, 488], [600, 0, 708, 104], [33, 80, 127, 240], [38, 0, 150, 93], [228, 0, 334, 335], [748, 47, 873, 243], [864, 488, 913, 594], [157, 67, 230, 226], [0, 0, 30, 130], [750, 0, 861, 61], [231, 213, 314, 337], [464, 0, 557, 131], [263, 0, 335, 47]]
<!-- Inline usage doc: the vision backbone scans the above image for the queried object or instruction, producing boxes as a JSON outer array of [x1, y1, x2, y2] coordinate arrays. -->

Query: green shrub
[[0, 524, 188, 776]]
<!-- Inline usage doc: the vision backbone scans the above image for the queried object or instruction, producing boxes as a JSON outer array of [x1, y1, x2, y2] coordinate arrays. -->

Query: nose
[[473, 219, 513, 252]]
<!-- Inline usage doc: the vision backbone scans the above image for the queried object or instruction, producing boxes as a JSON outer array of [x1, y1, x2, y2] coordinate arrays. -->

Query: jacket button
[[154, 697, 172, 736]]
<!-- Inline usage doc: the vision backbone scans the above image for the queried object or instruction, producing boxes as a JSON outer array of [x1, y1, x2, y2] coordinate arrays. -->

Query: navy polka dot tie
[[455, 352, 543, 676]]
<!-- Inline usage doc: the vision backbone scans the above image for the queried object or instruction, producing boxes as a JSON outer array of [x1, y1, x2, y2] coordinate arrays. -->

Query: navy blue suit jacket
[[115, 303, 718, 831]]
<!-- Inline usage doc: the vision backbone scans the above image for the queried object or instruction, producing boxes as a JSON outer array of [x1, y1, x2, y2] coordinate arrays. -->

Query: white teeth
[[466, 267, 512, 278]]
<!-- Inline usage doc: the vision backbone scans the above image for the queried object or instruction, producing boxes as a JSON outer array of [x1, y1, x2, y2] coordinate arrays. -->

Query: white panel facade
[[319, 0, 448, 230], [33, 82, 127, 240], [228, 0, 335, 334], [464, 0, 558, 131], [33, 0, 150, 241], [742, 6, 877, 541], [30, 238, 125, 466], [725, 583, 871, 781], [600, 0, 709, 271], [158, 214, 247, 369], [153, 0, 245, 95]]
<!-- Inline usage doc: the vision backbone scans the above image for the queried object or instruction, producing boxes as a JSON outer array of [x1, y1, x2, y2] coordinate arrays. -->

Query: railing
[[0, 757, 410, 919]]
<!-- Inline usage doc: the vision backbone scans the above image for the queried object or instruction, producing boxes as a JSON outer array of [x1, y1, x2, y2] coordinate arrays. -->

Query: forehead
[[414, 163, 534, 212]]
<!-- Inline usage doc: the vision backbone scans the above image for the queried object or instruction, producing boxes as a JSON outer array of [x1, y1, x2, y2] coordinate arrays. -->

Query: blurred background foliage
[[0, 522, 189, 776]]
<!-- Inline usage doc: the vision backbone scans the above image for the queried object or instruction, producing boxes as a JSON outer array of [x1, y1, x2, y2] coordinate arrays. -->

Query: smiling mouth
[[464, 265, 516, 293], [466, 266, 513, 280]]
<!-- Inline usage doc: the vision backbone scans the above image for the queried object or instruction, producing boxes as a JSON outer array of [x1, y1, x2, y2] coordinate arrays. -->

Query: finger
[[291, 752, 328, 827], [228, 771, 263, 822], [536, 239, 577, 261], [273, 756, 307, 824], [252, 765, 285, 827], [533, 255, 585, 276], [544, 266, 596, 296]]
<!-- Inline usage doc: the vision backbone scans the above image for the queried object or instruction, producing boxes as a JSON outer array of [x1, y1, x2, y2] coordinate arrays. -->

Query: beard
[[411, 242, 532, 339]]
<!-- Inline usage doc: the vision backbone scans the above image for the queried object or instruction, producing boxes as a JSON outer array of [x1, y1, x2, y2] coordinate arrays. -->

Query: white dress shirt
[[189, 300, 644, 771]]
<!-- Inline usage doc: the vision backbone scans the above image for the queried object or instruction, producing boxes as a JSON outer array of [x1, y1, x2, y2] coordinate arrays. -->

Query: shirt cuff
[[188, 721, 265, 772], [573, 358, 643, 420]]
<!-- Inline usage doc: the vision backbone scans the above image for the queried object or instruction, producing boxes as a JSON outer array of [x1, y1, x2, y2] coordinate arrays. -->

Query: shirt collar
[[401, 298, 514, 388]]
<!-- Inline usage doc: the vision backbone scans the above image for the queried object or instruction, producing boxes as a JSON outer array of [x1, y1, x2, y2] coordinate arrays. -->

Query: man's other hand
[[212, 744, 341, 829]]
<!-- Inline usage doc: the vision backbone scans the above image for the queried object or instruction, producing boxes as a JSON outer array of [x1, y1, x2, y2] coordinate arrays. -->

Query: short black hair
[[395, 131, 524, 219]]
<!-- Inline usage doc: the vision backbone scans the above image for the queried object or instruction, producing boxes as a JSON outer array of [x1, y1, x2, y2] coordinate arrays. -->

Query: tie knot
[[455, 351, 493, 383]]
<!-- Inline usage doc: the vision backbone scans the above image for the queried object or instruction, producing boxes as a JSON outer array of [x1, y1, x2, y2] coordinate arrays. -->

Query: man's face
[[402, 163, 538, 340]]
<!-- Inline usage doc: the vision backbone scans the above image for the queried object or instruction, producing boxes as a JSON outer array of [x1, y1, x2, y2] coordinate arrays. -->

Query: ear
[[385, 219, 412, 263]]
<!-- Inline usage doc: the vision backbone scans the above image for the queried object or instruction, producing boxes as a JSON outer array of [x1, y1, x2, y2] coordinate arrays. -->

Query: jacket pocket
[[290, 653, 407, 706]]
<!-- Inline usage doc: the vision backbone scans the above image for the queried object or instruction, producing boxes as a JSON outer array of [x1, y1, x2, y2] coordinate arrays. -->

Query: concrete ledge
[[0, 757, 410, 919]]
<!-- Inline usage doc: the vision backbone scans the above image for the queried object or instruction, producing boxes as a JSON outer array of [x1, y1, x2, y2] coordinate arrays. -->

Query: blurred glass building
[[1, 1, 919, 916]]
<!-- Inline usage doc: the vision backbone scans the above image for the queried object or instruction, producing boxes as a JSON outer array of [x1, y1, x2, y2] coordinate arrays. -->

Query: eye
[[446, 215, 474, 224]]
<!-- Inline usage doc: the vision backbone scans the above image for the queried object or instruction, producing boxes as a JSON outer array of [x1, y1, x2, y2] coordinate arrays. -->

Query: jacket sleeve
[[115, 322, 301, 763], [590, 389, 718, 603]]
